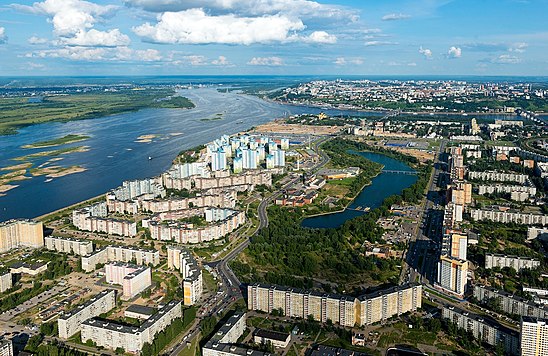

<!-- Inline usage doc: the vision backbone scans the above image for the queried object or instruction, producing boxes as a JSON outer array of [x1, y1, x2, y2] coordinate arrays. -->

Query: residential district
[[1, 87, 548, 356]]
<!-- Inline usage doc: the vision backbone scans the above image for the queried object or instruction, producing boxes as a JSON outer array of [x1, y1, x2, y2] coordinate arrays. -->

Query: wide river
[[302, 152, 418, 229], [0, 88, 385, 220], [0, 87, 541, 221]]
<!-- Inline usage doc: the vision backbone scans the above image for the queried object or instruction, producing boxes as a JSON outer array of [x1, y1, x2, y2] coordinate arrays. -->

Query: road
[[168, 135, 333, 356], [400, 139, 446, 285]]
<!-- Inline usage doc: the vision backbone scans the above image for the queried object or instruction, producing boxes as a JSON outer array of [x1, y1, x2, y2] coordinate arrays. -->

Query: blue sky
[[0, 0, 547, 76]]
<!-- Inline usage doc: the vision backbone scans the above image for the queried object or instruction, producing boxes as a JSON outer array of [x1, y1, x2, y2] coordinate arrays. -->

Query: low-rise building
[[253, 329, 291, 349], [442, 305, 519, 355], [9, 261, 48, 276], [58, 289, 116, 339], [202, 312, 271, 356], [484, 253, 540, 271], [124, 304, 156, 320], [45, 236, 94, 256], [105, 263, 151, 299], [81, 300, 182, 353], [528, 227, 548, 241]]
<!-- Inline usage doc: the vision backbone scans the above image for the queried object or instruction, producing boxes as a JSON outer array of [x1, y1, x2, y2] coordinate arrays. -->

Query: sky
[[0, 0, 547, 76]]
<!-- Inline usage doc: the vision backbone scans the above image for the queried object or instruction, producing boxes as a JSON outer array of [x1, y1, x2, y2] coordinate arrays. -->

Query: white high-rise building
[[520, 317, 548, 356], [266, 154, 275, 169], [211, 147, 227, 171], [242, 149, 257, 169], [273, 150, 286, 167], [233, 156, 243, 174], [437, 256, 468, 297], [280, 138, 290, 150]]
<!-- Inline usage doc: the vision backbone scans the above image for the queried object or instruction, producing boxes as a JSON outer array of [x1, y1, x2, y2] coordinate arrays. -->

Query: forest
[[234, 138, 431, 291]]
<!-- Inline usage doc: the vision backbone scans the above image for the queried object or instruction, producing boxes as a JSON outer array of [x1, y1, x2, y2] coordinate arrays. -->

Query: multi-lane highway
[[401, 139, 446, 285]]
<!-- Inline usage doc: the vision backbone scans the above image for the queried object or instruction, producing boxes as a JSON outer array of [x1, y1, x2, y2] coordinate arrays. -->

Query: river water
[[0, 86, 543, 221], [301, 152, 418, 229]]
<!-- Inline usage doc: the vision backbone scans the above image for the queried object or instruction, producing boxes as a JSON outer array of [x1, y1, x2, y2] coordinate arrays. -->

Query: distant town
[[1, 80, 548, 356]]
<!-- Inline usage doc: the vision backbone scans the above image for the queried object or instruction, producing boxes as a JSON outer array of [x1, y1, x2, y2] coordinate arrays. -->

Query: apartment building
[[140, 191, 237, 213], [80, 300, 182, 353], [247, 283, 421, 327], [81, 245, 160, 272], [477, 184, 536, 197], [109, 177, 166, 201], [148, 208, 245, 244], [72, 202, 108, 226], [105, 263, 151, 299], [45, 236, 94, 256], [73, 214, 137, 237], [0, 219, 44, 253], [442, 305, 519, 355], [448, 181, 472, 205], [520, 317, 548, 356], [58, 289, 116, 339], [527, 227, 548, 241], [485, 254, 540, 271], [0, 338, 13, 356], [470, 209, 548, 226], [0, 271, 12, 293], [202, 312, 271, 356], [167, 246, 203, 305], [468, 171, 528, 184], [163, 170, 272, 192], [437, 256, 468, 298], [473, 285, 548, 319]]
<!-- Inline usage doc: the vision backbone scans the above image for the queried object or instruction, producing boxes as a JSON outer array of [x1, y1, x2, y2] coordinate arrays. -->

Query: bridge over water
[[381, 169, 418, 175]]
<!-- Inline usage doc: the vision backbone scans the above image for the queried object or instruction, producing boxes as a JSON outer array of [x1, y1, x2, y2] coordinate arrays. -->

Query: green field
[[0, 89, 194, 135]]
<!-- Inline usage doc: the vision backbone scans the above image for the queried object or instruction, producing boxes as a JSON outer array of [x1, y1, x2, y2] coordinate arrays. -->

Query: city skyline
[[0, 0, 547, 76]]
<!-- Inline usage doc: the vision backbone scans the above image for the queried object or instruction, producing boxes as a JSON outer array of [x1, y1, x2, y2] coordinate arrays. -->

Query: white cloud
[[387, 61, 417, 67], [13, 0, 117, 37], [364, 41, 398, 47], [448, 46, 462, 58], [247, 56, 284, 66], [133, 9, 314, 45], [419, 46, 432, 59], [334, 57, 363, 65], [509, 42, 528, 53], [25, 46, 162, 62], [124, 0, 359, 22], [13, 0, 129, 48], [211, 56, 229, 65], [382, 13, 411, 21], [492, 54, 521, 64], [27, 62, 46, 69], [0, 27, 7, 44], [185, 55, 207, 66], [62, 29, 130, 47], [28, 36, 48, 45], [304, 31, 337, 44]]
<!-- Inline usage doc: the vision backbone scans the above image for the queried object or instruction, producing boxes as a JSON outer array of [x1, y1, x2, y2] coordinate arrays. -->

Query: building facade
[[0, 271, 12, 293], [473, 285, 548, 319], [437, 256, 468, 298], [81, 245, 160, 272], [520, 317, 548, 356], [247, 283, 421, 327], [58, 289, 116, 339], [0, 219, 44, 253], [80, 300, 182, 353], [484, 254, 540, 271], [167, 246, 203, 305], [470, 209, 548, 226], [442, 306, 519, 355], [105, 263, 152, 299], [45, 236, 94, 256]]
